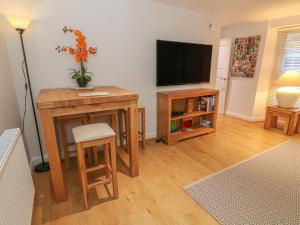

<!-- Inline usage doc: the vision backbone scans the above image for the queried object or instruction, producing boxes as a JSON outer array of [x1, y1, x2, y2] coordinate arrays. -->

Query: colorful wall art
[[231, 35, 261, 78]]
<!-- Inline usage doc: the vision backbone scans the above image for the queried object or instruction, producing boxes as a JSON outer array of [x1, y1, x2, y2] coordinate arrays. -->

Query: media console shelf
[[157, 88, 219, 145]]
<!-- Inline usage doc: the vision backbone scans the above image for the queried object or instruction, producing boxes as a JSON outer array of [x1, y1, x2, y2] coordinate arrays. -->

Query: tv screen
[[156, 40, 212, 86]]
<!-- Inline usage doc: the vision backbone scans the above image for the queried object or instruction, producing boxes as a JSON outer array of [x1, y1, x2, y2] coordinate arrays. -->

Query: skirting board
[[146, 131, 156, 139], [225, 111, 265, 122]]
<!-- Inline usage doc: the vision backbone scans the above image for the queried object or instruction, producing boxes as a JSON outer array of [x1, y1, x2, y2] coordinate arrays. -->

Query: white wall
[[221, 21, 269, 121], [3, 0, 221, 160], [222, 15, 300, 121], [252, 27, 278, 118], [0, 17, 20, 134]]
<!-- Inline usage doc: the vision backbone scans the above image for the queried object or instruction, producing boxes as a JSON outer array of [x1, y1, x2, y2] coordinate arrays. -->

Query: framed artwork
[[231, 35, 261, 78]]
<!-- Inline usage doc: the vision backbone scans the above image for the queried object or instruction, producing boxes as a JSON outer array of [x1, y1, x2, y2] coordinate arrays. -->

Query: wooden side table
[[264, 105, 300, 136]]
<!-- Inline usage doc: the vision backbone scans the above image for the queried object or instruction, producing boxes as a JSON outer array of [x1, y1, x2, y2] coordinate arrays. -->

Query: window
[[282, 32, 300, 72], [274, 28, 300, 76], [267, 27, 300, 106]]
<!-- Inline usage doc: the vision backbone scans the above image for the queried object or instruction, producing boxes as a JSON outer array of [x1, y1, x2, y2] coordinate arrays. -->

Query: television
[[156, 40, 212, 86]]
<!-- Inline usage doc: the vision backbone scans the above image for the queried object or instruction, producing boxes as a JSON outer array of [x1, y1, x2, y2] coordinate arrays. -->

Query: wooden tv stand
[[157, 88, 219, 145]]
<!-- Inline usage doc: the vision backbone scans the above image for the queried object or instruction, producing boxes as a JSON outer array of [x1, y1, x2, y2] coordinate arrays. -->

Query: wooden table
[[264, 105, 300, 135], [37, 86, 139, 202]]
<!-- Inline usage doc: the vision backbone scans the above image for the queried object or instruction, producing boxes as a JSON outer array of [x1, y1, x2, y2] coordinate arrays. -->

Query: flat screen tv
[[156, 40, 212, 86]]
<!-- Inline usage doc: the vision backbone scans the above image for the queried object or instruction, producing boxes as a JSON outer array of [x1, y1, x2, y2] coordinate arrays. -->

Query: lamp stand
[[17, 28, 50, 173]]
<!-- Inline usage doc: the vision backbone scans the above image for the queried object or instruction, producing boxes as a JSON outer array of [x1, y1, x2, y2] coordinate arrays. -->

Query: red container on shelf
[[183, 119, 192, 129]]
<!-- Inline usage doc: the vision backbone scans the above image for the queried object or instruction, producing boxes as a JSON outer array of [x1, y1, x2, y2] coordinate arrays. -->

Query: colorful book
[[199, 96, 215, 112]]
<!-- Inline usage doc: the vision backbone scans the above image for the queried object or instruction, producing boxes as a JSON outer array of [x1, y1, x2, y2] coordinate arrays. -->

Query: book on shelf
[[199, 96, 215, 112], [199, 118, 212, 128]]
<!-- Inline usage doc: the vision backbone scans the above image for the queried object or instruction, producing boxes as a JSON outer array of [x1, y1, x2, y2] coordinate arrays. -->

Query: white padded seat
[[72, 123, 115, 143]]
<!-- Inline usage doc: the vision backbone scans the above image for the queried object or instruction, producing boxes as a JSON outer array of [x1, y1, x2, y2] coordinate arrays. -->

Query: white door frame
[[216, 38, 232, 114]]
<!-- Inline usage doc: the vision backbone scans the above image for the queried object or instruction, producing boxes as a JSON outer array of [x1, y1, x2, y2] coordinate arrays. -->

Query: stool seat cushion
[[72, 123, 115, 143]]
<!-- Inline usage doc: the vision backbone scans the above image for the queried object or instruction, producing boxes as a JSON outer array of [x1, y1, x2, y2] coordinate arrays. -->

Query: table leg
[[128, 102, 139, 177], [111, 112, 118, 150], [271, 116, 278, 128], [288, 113, 297, 136], [39, 109, 67, 202], [283, 117, 290, 135], [118, 110, 125, 149], [296, 114, 300, 133], [125, 109, 130, 151], [264, 111, 272, 130], [141, 108, 146, 149]]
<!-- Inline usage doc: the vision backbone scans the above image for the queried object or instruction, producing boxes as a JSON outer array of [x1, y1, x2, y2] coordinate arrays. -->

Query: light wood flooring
[[31, 115, 299, 225]]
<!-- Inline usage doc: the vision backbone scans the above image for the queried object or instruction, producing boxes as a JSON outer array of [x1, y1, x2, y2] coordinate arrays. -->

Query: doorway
[[216, 38, 232, 114]]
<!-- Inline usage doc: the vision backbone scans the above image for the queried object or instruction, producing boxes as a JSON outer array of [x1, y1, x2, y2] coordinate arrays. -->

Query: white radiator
[[0, 128, 35, 225]]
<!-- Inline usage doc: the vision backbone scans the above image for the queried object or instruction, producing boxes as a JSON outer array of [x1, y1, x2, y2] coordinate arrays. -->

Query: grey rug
[[184, 141, 300, 225]]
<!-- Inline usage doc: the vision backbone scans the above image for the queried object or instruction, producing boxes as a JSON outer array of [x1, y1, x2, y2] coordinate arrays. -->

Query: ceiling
[[1, 0, 300, 25], [149, 0, 300, 25]]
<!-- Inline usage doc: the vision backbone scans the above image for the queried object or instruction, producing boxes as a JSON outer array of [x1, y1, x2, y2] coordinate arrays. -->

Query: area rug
[[184, 141, 300, 225]]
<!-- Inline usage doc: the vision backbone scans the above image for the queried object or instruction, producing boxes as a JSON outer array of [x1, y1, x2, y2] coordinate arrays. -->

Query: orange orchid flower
[[69, 48, 75, 55], [56, 26, 97, 63], [57, 26, 98, 85]]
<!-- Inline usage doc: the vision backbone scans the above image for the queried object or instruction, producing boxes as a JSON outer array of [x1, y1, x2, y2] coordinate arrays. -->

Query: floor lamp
[[6, 16, 50, 173]]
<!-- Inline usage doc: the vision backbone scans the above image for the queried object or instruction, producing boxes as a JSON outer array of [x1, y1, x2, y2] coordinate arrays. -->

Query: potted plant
[[56, 26, 97, 87], [69, 61, 92, 87]]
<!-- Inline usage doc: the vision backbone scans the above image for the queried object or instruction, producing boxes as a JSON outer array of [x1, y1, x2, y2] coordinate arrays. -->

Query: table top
[[267, 105, 300, 113], [37, 86, 138, 109], [157, 88, 218, 97], [157, 88, 217, 94]]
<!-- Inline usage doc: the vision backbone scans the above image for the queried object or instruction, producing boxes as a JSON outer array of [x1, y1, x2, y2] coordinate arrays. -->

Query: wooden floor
[[31, 115, 299, 225]]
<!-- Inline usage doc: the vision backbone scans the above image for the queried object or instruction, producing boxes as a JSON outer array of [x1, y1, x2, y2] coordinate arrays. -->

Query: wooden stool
[[89, 111, 117, 133], [264, 105, 300, 136], [58, 114, 97, 169], [72, 123, 118, 209], [118, 107, 146, 151], [88, 111, 117, 165]]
